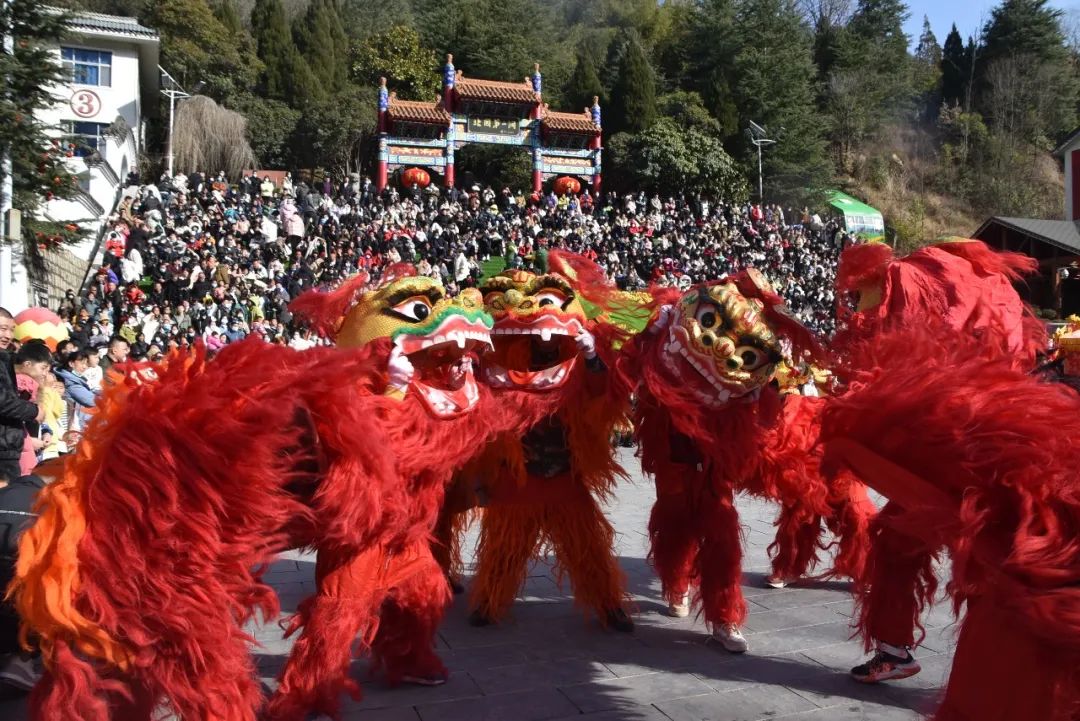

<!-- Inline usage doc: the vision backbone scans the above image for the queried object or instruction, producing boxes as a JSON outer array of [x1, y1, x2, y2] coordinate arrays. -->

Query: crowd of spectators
[[54, 171, 850, 364]]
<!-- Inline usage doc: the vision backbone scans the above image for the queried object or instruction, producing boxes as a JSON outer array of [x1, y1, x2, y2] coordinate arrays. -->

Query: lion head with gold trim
[[478, 268, 589, 391], [291, 266, 493, 418], [654, 269, 819, 406]]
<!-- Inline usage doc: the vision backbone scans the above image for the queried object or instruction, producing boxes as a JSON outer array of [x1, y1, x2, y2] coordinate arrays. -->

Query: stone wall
[[27, 243, 91, 310]]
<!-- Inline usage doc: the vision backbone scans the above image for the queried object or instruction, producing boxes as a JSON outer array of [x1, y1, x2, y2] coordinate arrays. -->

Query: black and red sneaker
[[851, 648, 921, 683]]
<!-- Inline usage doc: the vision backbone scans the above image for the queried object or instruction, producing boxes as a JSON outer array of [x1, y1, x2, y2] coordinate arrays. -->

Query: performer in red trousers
[[824, 238, 1052, 689], [822, 317, 1080, 721], [614, 270, 870, 652]]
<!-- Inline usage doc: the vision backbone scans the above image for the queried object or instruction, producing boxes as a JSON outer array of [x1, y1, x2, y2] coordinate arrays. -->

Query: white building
[[1, 9, 158, 313]]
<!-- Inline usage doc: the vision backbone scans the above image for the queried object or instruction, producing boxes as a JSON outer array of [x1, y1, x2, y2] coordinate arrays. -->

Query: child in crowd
[[11, 343, 53, 476]]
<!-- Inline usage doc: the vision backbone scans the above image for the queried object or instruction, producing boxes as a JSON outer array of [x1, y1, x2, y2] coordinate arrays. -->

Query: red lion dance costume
[[445, 252, 635, 631], [10, 270, 506, 721], [822, 240, 1080, 721], [615, 270, 873, 653]]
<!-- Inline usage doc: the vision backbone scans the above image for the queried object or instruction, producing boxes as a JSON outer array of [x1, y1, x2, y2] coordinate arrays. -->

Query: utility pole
[[160, 67, 202, 178], [1, 0, 17, 306], [746, 121, 776, 203]]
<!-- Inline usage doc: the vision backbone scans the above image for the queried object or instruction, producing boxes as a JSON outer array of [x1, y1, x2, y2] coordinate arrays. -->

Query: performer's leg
[[431, 478, 475, 594], [851, 502, 937, 683], [824, 478, 876, 583], [545, 487, 632, 631], [647, 490, 698, 617], [934, 596, 1073, 721], [697, 482, 749, 652], [370, 549, 452, 686], [265, 548, 383, 721], [468, 503, 543, 624], [106, 678, 158, 721], [145, 617, 262, 721], [766, 502, 823, 587]]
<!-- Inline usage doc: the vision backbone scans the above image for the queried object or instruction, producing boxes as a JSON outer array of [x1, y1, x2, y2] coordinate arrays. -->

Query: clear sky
[[902, 0, 1078, 48]]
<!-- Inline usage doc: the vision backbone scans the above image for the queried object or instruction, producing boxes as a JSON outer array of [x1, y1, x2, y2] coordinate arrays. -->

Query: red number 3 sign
[[70, 90, 101, 119]]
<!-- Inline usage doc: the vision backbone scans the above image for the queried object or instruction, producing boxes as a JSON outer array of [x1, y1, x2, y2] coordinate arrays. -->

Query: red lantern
[[400, 167, 431, 189], [553, 176, 582, 196]]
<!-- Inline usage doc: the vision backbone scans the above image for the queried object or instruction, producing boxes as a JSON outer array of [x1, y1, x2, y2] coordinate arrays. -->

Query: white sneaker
[[667, 593, 690, 618], [765, 574, 790, 589], [0, 653, 42, 691], [400, 674, 448, 686], [712, 624, 749, 653]]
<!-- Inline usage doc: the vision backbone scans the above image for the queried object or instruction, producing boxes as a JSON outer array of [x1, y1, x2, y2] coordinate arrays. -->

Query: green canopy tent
[[827, 191, 885, 241]]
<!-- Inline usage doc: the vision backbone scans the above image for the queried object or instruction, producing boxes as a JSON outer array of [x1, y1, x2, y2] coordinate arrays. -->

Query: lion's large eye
[[534, 290, 566, 308], [695, 304, 719, 329], [483, 292, 504, 306], [392, 297, 432, 322], [735, 346, 768, 371]]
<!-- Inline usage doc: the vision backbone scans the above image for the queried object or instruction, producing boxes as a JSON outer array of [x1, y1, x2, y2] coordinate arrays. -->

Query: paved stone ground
[[3, 449, 956, 719]]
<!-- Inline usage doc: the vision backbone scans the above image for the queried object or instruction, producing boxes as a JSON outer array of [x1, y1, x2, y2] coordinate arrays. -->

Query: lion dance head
[[478, 267, 589, 392], [292, 265, 493, 417], [651, 269, 819, 407]]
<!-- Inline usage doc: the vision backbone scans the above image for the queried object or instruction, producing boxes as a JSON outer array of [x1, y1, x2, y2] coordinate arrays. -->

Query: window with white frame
[[62, 120, 110, 158], [61, 47, 112, 87]]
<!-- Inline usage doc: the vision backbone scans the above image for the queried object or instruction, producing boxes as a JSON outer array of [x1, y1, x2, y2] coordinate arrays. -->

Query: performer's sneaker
[[765, 574, 795, 589], [0, 653, 42, 692], [605, 607, 635, 632], [711, 624, 749, 653], [401, 672, 448, 686], [851, 647, 921, 683], [667, 593, 691, 618]]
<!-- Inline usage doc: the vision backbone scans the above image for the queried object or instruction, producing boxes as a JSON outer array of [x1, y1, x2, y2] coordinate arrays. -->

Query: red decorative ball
[[553, 176, 581, 196], [400, 167, 431, 189]]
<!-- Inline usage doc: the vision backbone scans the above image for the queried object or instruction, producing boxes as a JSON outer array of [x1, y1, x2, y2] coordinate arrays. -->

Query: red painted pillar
[[445, 162, 455, 189], [593, 173, 602, 197]]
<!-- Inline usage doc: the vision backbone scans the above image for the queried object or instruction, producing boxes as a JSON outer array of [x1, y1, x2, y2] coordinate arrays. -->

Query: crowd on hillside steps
[[53, 171, 849, 365]]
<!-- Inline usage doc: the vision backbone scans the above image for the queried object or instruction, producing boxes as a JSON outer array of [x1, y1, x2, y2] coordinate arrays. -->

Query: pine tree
[[979, 0, 1078, 139], [608, 31, 657, 134], [146, 0, 261, 102], [0, 3, 87, 248], [913, 16, 942, 117], [915, 16, 942, 67], [684, 0, 740, 137], [836, 0, 912, 110], [250, 0, 322, 104], [940, 24, 970, 108], [982, 0, 1071, 63], [564, 51, 604, 112], [731, 0, 830, 201], [295, 0, 349, 92], [213, 0, 242, 35]]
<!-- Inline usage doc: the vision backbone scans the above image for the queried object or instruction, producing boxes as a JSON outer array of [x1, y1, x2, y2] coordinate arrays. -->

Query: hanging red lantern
[[400, 167, 431, 189], [553, 176, 581, 196]]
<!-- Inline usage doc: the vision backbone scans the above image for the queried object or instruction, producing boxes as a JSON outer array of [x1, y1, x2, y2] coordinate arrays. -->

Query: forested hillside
[[59, 0, 1080, 239]]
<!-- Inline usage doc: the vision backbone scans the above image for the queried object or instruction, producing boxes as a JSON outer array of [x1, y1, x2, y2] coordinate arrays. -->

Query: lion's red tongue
[[508, 369, 541, 385]]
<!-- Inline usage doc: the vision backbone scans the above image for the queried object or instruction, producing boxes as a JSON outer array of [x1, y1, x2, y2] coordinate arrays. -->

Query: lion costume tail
[[11, 342, 320, 721]]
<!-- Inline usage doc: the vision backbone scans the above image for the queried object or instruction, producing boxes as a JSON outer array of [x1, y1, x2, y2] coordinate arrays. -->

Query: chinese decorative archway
[[376, 56, 603, 194]]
